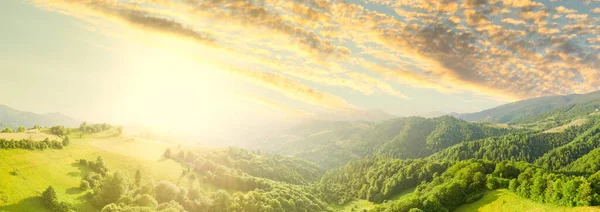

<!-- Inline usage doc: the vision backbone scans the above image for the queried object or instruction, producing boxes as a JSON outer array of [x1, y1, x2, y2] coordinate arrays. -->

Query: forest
[[7, 113, 600, 212]]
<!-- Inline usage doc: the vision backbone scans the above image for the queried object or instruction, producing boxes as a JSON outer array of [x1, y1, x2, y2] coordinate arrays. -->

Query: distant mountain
[[0, 105, 80, 129], [417, 111, 452, 118], [458, 91, 600, 123], [313, 109, 395, 122]]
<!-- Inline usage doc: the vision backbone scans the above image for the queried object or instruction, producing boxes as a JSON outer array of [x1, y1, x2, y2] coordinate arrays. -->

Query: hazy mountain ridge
[[458, 91, 600, 123], [0, 104, 80, 129], [250, 116, 515, 169]]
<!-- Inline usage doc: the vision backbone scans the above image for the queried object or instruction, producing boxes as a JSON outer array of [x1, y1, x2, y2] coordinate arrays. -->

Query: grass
[[0, 129, 61, 141], [330, 187, 415, 212], [543, 118, 588, 133], [0, 129, 218, 212], [455, 189, 600, 212]]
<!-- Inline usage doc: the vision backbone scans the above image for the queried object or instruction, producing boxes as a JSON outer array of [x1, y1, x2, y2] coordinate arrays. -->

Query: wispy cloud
[[31, 0, 600, 111], [224, 66, 357, 110]]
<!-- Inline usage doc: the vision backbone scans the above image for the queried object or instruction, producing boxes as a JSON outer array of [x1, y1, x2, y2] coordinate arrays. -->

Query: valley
[[4, 93, 600, 211]]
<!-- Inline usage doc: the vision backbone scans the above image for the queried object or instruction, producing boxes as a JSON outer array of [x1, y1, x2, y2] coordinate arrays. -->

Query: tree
[[17, 126, 26, 133], [135, 169, 142, 187], [155, 181, 180, 203], [54, 201, 72, 212], [562, 179, 581, 206], [2, 128, 13, 133], [164, 149, 172, 158], [62, 136, 70, 147], [578, 180, 593, 206], [101, 203, 121, 212], [134, 194, 158, 207], [80, 122, 88, 131], [94, 171, 128, 207], [210, 190, 232, 212], [188, 173, 196, 185], [508, 179, 519, 192], [156, 200, 186, 212], [42, 186, 58, 208], [80, 180, 91, 190], [486, 174, 497, 190], [50, 126, 67, 136]]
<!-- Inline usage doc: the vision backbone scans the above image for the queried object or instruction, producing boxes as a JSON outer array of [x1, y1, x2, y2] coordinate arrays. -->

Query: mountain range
[[0, 105, 80, 129], [458, 91, 600, 123]]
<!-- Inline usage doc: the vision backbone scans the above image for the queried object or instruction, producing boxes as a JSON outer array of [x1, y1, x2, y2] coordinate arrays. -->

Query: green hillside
[[458, 91, 600, 123], [0, 129, 189, 212], [252, 116, 514, 169]]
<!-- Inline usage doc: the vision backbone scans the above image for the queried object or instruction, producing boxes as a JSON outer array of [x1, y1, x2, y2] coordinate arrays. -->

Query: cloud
[[501, 18, 526, 26], [34, 0, 217, 46], [31, 0, 600, 107], [224, 66, 357, 110]]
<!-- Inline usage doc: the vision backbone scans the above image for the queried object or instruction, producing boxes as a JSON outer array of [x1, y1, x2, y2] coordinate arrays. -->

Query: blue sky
[[2, 0, 600, 140]]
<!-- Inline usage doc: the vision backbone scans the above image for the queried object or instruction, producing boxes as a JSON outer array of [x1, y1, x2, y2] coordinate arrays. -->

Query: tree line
[[0, 137, 69, 150], [430, 122, 590, 162]]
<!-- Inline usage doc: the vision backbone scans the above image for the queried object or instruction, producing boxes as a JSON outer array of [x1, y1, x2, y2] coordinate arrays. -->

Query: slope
[[251, 116, 513, 169], [458, 90, 600, 123], [0, 129, 193, 212], [455, 189, 600, 212]]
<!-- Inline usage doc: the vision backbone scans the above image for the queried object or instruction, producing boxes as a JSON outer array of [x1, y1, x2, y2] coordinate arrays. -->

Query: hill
[[8, 91, 600, 211], [0, 105, 80, 129], [0, 129, 190, 211], [250, 116, 514, 169], [458, 91, 600, 123]]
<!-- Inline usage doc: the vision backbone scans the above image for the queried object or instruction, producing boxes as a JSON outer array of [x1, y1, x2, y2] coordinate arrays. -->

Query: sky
[[2, 0, 600, 141]]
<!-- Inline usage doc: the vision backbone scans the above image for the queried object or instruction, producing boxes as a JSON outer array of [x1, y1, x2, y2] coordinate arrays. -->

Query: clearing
[[543, 118, 588, 133], [455, 189, 600, 212], [330, 187, 415, 212]]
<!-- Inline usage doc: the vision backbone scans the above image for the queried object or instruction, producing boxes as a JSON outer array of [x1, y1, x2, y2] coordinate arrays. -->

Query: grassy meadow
[[0, 129, 216, 212], [330, 187, 416, 212], [456, 189, 600, 212]]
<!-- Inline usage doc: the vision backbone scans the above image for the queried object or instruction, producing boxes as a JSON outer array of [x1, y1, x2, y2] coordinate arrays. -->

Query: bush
[[101, 203, 121, 212], [62, 136, 70, 146], [11, 168, 20, 176], [466, 192, 484, 203], [80, 180, 90, 190], [134, 194, 158, 207]]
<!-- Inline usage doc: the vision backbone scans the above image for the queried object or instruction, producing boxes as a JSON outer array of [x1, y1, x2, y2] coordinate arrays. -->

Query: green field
[[0, 129, 216, 212], [456, 189, 600, 212], [0, 129, 61, 141], [330, 187, 415, 212]]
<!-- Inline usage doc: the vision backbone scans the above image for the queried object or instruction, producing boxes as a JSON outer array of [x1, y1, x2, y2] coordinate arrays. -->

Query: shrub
[[11, 168, 20, 176], [80, 180, 91, 190]]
